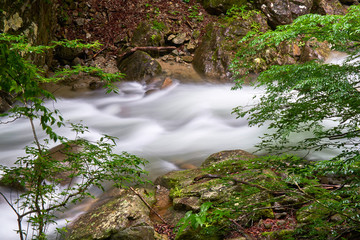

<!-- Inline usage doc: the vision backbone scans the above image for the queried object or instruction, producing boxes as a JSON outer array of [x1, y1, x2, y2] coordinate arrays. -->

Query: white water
[[0, 79, 341, 239], [0, 82, 268, 239]]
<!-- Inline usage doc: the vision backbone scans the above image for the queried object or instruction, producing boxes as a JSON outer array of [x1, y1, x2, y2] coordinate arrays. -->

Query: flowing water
[[0, 81, 268, 239], [0, 66, 344, 238]]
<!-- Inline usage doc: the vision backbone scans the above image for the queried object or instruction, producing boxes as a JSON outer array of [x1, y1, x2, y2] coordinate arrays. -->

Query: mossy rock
[[193, 12, 269, 81], [199, 0, 248, 15], [67, 188, 155, 240], [175, 228, 223, 240], [154, 168, 202, 189], [262, 229, 295, 240], [201, 149, 256, 168], [117, 51, 162, 81], [131, 21, 168, 48], [296, 202, 332, 223]]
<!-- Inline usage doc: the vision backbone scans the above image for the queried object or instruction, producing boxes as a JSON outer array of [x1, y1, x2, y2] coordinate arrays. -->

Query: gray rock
[[67, 188, 155, 240], [254, 0, 313, 28], [201, 149, 256, 168], [172, 33, 188, 45]]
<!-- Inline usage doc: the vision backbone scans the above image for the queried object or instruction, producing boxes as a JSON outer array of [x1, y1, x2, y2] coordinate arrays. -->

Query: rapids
[[0, 72, 342, 238]]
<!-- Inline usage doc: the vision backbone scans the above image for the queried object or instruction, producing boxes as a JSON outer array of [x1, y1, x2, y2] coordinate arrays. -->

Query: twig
[[129, 187, 168, 225], [92, 45, 108, 59]]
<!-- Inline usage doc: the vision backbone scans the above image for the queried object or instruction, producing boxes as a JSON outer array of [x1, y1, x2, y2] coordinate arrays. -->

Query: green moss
[[262, 229, 295, 240]]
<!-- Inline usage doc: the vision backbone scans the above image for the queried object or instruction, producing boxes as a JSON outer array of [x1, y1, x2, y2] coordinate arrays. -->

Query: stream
[[0, 55, 344, 238]]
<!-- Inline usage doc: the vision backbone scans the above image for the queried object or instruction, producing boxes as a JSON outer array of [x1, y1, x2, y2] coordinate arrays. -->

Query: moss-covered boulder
[[193, 11, 269, 81], [201, 149, 256, 168], [199, 0, 248, 15], [118, 51, 162, 81], [131, 21, 168, 47], [67, 188, 155, 240]]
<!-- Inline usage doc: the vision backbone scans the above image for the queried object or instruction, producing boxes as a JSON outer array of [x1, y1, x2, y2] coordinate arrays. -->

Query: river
[[0, 52, 346, 239], [0, 81, 270, 239]]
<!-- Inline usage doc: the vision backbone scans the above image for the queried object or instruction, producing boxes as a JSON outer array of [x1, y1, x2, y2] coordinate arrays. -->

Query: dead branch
[[129, 187, 169, 225]]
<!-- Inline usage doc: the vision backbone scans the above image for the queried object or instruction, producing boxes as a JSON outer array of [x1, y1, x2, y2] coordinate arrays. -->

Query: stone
[[311, 0, 346, 15], [173, 196, 201, 211], [172, 32, 187, 45], [74, 18, 85, 26], [254, 0, 313, 28], [200, 0, 248, 15], [55, 45, 83, 62], [117, 51, 162, 81], [201, 149, 256, 168], [193, 12, 269, 81], [161, 77, 173, 89], [67, 188, 155, 240], [182, 56, 194, 63], [299, 40, 330, 63], [90, 56, 119, 74], [131, 22, 168, 47], [186, 41, 197, 53]]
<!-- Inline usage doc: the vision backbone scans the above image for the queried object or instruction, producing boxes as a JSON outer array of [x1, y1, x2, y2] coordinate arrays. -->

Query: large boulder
[[311, 0, 346, 15], [131, 21, 168, 47], [67, 188, 155, 240], [199, 0, 248, 15], [253, 0, 313, 28], [154, 149, 275, 239], [193, 11, 269, 81], [118, 51, 162, 81]]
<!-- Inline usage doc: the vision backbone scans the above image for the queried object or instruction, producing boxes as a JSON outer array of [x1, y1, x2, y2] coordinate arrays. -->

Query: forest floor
[[56, 0, 215, 54]]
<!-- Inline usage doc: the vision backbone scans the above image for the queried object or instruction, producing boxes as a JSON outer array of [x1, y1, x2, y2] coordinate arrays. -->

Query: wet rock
[[311, 0, 346, 15], [161, 77, 173, 89], [254, 0, 313, 28], [299, 40, 330, 62], [118, 51, 162, 81], [67, 188, 155, 240], [57, 72, 104, 91]]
